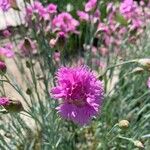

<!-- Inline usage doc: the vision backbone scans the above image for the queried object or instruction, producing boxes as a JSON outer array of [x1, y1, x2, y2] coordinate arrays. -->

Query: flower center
[[67, 82, 87, 107], [68, 99, 86, 107]]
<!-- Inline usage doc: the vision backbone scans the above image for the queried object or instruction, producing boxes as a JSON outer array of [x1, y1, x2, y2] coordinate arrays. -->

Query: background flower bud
[[138, 58, 150, 69], [0, 61, 7, 75], [4, 100, 24, 113], [134, 140, 144, 148], [118, 120, 129, 128]]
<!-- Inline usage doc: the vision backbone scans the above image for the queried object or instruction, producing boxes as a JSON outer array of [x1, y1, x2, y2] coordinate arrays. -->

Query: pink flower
[[2, 29, 11, 37], [46, 3, 57, 14], [85, 0, 97, 12], [52, 12, 79, 33], [18, 38, 37, 57], [0, 97, 10, 106], [147, 77, 150, 89], [53, 51, 60, 63], [99, 47, 109, 56], [120, 0, 136, 14], [97, 23, 109, 33], [92, 9, 100, 23], [77, 11, 89, 21], [51, 66, 104, 125], [0, 0, 10, 11], [25, 1, 48, 21], [0, 43, 14, 58]]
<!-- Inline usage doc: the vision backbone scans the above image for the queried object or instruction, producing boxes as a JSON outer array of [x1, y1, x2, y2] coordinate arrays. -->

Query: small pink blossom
[[77, 11, 89, 21], [0, 43, 14, 58], [25, 1, 48, 22], [107, 3, 113, 12], [85, 0, 97, 12], [52, 12, 79, 33], [49, 38, 57, 48], [46, 3, 57, 14], [120, 0, 136, 14], [97, 23, 109, 33], [0, 97, 10, 106], [92, 9, 100, 23], [0, 0, 10, 11], [2, 29, 11, 37], [99, 47, 109, 56], [53, 51, 60, 63]]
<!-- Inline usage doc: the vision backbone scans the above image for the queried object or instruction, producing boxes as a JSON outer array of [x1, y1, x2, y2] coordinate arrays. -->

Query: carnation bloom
[[25, 1, 48, 22], [0, 0, 10, 11], [120, 0, 136, 14], [51, 66, 104, 125], [0, 43, 14, 58], [147, 77, 150, 89], [77, 11, 89, 21], [85, 0, 97, 12], [0, 97, 10, 106], [46, 3, 57, 14], [52, 12, 79, 33]]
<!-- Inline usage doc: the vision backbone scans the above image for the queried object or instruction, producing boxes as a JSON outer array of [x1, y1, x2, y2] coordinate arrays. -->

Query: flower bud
[[49, 39, 57, 48], [26, 60, 31, 68], [138, 58, 150, 69], [26, 88, 32, 95], [0, 61, 7, 75], [18, 38, 37, 57], [0, 97, 23, 112], [57, 32, 67, 49], [134, 140, 144, 148], [118, 120, 129, 128]]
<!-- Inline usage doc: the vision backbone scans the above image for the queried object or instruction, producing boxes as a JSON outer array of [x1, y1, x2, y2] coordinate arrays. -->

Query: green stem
[[99, 59, 137, 79]]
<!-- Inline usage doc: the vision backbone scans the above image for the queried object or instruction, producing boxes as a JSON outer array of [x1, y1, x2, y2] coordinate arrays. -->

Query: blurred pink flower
[[85, 0, 97, 12], [26, 1, 49, 21], [53, 51, 60, 63], [107, 2, 113, 12], [2, 29, 11, 37], [77, 11, 89, 21], [46, 3, 57, 14], [51, 66, 104, 125], [120, 0, 136, 14], [147, 77, 150, 89], [52, 12, 79, 33], [77, 57, 85, 66], [0, 97, 10, 106], [97, 23, 109, 33], [49, 38, 57, 48], [18, 38, 37, 57], [0, 43, 14, 58], [99, 47, 109, 56], [0, 0, 10, 11], [92, 9, 100, 23]]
